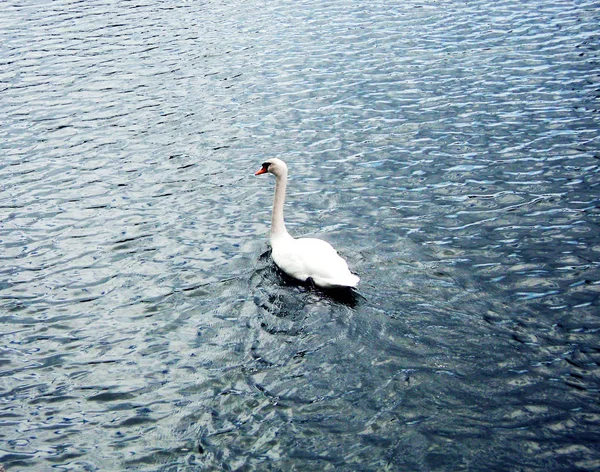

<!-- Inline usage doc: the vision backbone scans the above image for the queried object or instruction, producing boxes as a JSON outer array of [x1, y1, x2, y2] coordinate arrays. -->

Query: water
[[1, 0, 599, 470]]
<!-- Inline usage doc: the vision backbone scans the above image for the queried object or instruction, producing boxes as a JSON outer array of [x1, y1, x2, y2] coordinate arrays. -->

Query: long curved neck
[[271, 170, 289, 239]]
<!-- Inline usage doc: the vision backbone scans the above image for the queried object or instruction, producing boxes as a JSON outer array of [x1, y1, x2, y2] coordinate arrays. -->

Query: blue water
[[1, 0, 599, 470]]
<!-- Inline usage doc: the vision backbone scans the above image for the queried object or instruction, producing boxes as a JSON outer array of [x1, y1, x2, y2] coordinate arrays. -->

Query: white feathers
[[256, 158, 359, 288]]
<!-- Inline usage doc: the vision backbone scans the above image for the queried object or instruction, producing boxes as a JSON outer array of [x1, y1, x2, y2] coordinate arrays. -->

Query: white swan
[[255, 158, 359, 288]]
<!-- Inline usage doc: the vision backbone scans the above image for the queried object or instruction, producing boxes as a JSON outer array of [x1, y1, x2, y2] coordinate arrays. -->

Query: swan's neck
[[271, 170, 290, 240]]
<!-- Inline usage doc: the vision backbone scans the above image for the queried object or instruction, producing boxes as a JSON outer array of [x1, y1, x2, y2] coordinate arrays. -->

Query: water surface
[[1, 0, 599, 470]]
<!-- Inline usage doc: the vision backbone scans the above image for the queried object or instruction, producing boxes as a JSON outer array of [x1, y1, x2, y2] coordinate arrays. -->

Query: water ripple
[[1, 0, 599, 470]]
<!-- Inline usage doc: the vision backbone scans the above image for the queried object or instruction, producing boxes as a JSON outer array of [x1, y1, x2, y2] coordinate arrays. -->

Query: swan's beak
[[255, 167, 268, 176]]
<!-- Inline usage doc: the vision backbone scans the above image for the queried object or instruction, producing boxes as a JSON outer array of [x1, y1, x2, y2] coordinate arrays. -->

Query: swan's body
[[255, 158, 359, 288]]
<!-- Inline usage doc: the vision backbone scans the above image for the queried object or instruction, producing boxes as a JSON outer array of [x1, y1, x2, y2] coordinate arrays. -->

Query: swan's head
[[255, 158, 288, 177]]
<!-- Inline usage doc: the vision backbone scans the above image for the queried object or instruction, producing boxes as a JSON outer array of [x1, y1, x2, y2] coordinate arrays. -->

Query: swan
[[255, 158, 359, 288]]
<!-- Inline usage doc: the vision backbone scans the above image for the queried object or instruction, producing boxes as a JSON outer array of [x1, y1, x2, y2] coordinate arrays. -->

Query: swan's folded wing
[[272, 237, 359, 288]]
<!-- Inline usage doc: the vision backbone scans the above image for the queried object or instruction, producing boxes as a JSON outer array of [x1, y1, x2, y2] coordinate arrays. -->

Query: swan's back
[[271, 236, 360, 288]]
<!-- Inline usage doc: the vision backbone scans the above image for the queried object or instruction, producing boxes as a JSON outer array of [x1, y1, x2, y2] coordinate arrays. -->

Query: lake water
[[1, 0, 599, 470]]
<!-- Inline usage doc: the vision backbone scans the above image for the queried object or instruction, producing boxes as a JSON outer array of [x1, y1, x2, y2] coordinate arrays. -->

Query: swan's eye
[[261, 162, 271, 170]]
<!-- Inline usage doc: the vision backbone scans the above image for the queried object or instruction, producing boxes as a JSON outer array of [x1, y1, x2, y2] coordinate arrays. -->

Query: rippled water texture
[[1, 0, 599, 470]]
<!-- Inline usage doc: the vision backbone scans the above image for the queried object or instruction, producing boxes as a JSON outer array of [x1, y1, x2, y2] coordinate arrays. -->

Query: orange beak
[[255, 167, 268, 176]]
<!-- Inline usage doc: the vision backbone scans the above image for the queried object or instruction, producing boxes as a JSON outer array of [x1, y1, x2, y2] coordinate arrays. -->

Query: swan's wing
[[272, 237, 359, 287]]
